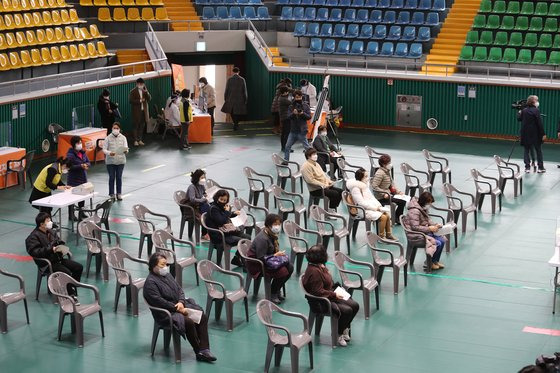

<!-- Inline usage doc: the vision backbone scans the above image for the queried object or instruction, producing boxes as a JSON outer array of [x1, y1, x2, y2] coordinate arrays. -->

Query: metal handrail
[[146, 22, 172, 71]]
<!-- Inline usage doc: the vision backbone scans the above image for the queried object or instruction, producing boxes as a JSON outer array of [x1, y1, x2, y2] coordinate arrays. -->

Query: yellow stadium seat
[[5, 33, 16, 48], [41, 47, 52, 64], [25, 30, 36, 46], [23, 13, 34, 28], [51, 10, 62, 25], [78, 43, 88, 59], [86, 42, 97, 57], [0, 35, 5, 50], [11, 0, 22, 10], [4, 14, 15, 30], [28, 0, 38, 8], [69, 9, 80, 23], [45, 27, 54, 42], [73, 26, 83, 40], [50, 46, 61, 63], [107, 0, 120, 5], [42, 11, 52, 25], [61, 10, 70, 24], [0, 53, 9, 71], [0, 16, 5, 32], [121, 0, 134, 5], [155, 7, 168, 20], [69, 44, 79, 60], [64, 26, 74, 41], [136, 0, 149, 5], [30, 48, 42, 66], [113, 7, 126, 20], [60, 45, 71, 61], [2, 0, 12, 11], [54, 27, 64, 42], [47, 0, 55, 6], [20, 50, 32, 68], [150, 0, 163, 5], [21, 0, 32, 9], [127, 7, 141, 20], [80, 0, 93, 5], [93, 0, 106, 5], [56, 0, 66, 7], [35, 28, 45, 43], [13, 13, 24, 28], [98, 8, 112, 21], [141, 7, 154, 20], [15, 31, 27, 47], [97, 41, 111, 56], [31, 12, 42, 26], [80, 27, 92, 39], [37, 0, 46, 7], [89, 24, 104, 38], [9, 52, 22, 69]]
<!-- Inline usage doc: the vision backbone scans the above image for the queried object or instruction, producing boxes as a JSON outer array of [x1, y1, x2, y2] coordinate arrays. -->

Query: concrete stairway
[[163, 0, 204, 31], [116, 49, 154, 75]]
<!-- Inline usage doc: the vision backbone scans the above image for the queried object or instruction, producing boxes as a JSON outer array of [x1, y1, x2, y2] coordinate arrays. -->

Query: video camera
[[512, 99, 528, 110], [293, 101, 304, 114]]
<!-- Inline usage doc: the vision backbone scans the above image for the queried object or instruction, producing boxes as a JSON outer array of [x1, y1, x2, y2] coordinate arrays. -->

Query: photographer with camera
[[283, 90, 312, 161], [517, 95, 546, 173]]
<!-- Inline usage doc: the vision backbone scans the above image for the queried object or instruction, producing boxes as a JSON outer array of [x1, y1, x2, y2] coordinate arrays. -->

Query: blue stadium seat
[[210, 0, 221, 4], [290, 0, 301, 4], [401, 25, 416, 40], [293, 21, 307, 36], [383, 10, 396, 23], [333, 23, 346, 37], [349, 40, 364, 54], [378, 0, 390, 8], [365, 41, 379, 55], [404, 0, 417, 8], [329, 8, 342, 21], [391, 0, 404, 9], [369, 9, 382, 23], [343, 9, 356, 22], [309, 38, 322, 53], [408, 42, 422, 58], [197, 0, 209, 4], [396, 11, 410, 24], [249, 0, 262, 4], [358, 24, 373, 38], [314, 0, 326, 4], [425, 11, 438, 25], [373, 24, 387, 39], [416, 26, 430, 40], [316, 7, 329, 20], [224, 0, 235, 5], [237, 0, 248, 4], [356, 9, 369, 22], [321, 38, 336, 53], [326, 0, 337, 6], [380, 41, 394, 56], [306, 22, 320, 36], [320, 23, 334, 36], [386, 25, 401, 39], [432, 0, 444, 11], [334, 40, 350, 54], [394, 42, 408, 57], [410, 11, 424, 24], [230, 6, 243, 18], [216, 6, 229, 18], [364, 0, 377, 6], [346, 24, 359, 38], [352, 0, 364, 6], [202, 6, 216, 19], [339, 0, 351, 6], [277, 0, 289, 4], [417, 0, 430, 10], [244, 6, 257, 18], [293, 7, 305, 19], [304, 7, 316, 20], [280, 6, 293, 20], [302, 0, 313, 4], [257, 6, 270, 19]]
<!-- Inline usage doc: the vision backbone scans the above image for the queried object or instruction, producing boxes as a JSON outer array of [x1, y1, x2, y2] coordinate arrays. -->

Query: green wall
[[0, 75, 172, 155], [245, 41, 560, 138]]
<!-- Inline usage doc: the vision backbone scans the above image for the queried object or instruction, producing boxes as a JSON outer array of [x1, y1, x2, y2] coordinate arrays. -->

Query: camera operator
[[517, 95, 546, 173], [283, 90, 311, 161]]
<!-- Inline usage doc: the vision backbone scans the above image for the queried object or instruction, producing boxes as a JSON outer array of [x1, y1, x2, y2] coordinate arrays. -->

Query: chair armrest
[[217, 267, 245, 288], [404, 173, 420, 185], [455, 189, 475, 203], [260, 321, 293, 343], [324, 210, 347, 227], [428, 213, 445, 224], [127, 257, 149, 265], [370, 246, 395, 263], [253, 171, 274, 183], [0, 269, 25, 291], [248, 204, 269, 215], [316, 151, 331, 163], [34, 257, 54, 274], [203, 278, 227, 298], [446, 195, 464, 209], [244, 256, 265, 273], [345, 256, 375, 275], [75, 282, 101, 302], [276, 196, 296, 210], [304, 293, 332, 314], [298, 226, 322, 241], [148, 211, 172, 229], [285, 159, 301, 171], [136, 217, 157, 232], [430, 154, 449, 166], [475, 180, 492, 190], [146, 303, 174, 330], [314, 218, 335, 235], [339, 268, 364, 288], [504, 161, 520, 172], [248, 177, 265, 190], [276, 309, 309, 333], [100, 228, 121, 247]]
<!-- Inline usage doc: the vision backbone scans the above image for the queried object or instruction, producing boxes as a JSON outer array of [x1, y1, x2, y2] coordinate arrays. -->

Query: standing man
[[129, 78, 151, 147], [97, 89, 118, 135], [283, 90, 311, 161], [221, 67, 247, 131], [198, 77, 216, 135], [300, 79, 317, 108], [517, 95, 546, 173], [179, 89, 193, 150]]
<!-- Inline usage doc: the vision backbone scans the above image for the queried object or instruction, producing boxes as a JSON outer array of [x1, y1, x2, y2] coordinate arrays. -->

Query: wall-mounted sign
[[457, 85, 466, 98], [11, 105, 17, 120], [19, 103, 26, 118], [387, 79, 393, 86], [468, 86, 476, 99]]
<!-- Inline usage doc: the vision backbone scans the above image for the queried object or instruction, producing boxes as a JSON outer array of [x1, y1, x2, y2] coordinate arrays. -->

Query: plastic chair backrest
[[48, 272, 75, 309], [107, 247, 132, 285], [132, 204, 152, 234], [366, 41, 378, 55], [78, 219, 102, 254], [307, 22, 319, 35]]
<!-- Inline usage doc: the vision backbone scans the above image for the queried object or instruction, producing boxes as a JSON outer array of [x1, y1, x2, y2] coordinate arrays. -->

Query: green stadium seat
[[508, 32, 522, 46], [544, 18, 558, 32], [460, 45, 473, 60], [534, 2, 548, 16], [494, 31, 508, 46], [493, 0, 506, 13], [549, 3, 560, 16], [520, 2, 533, 15], [553, 34, 560, 48], [513, 16, 528, 30], [516, 49, 531, 63], [506, 1, 520, 14], [523, 33, 537, 47], [487, 15, 500, 29], [479, 0, 491, 13], [473, 46, 488, 61], [548, 51, 560, 65], [502, 48, 517, 63], [538, 33, 552, 48], [488, 47, 502, 62], [479, 31, 493, 45], [501, 15, 514, 30], [465, 31, 478, 44], [473, 15, 485, 28], [531, 50, 546, 64], [529, 17, 543, 31]]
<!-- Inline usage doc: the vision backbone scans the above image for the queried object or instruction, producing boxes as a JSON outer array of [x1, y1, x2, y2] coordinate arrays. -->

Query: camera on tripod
[[512, 99, 528, 110], [293, 102, 304, 114]]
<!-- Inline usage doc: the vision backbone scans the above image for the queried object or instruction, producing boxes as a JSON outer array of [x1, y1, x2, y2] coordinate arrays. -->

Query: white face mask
[[199, 83, 204, 88], [75, 143, 82, 151], [61, 168, 68, 174], [271, 225, 282, 234], [320, 132, 327, 137], [423, 204, 431, 211], [310, 154, 318, 161], [112, 129, 120, 136], [45, 220, 53, 230], [535, 102, 540, 108], [198, 178, 206, 185], [157, 266, 169, 276], [386, 163, 392, 170]]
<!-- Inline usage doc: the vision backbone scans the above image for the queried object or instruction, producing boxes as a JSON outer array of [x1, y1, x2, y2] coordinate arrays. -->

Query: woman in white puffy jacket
[[164, 95, 181, 128], [345, 167, 397, 240]]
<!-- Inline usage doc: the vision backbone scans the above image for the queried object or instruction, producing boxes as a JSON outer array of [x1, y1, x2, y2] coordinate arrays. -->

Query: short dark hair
[[213, 189, 229, 204], [299, 79, 308, 86], [102, 89, 110, 97], [191, 169, 206, 185], [148, 253, 167, 273], [181, 89, 190, 98], [284, 77, 292, 86], [264, 213, 282, 228], [35, 212, 51, 227], [355, 167, 367, 181], [318, 125, 327, 132], [70, 135, 82, 148], [56, 157, 72, 167], [293, 90, 303, 97], [279, 86, 290, 95], [305, 148, 317, 159], [306, 244, 328, 264], [112, 122, 121, 129], [199, 77, 208, 85], [232, 67, 240, 73], [418, 191, 434, 206], [136, 78, 145, 84], [379, 154, 391, 167]]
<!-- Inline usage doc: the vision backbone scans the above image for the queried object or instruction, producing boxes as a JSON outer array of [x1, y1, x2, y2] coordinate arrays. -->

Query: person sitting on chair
[[301, 148, 343, 210], [143, 253, 216, 363], [371, 154, 406, 224], [185, 169, 210, 241], [312, 125, 343, 179]]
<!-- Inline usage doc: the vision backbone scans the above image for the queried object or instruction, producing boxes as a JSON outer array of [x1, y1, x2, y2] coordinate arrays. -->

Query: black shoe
[[278, 294, 285, 301], [182, 144, 192, 150], [196, 350, 217, 363], [69, 214, 79, 222], [290, 149, 294, 153], [233, 124, 239, 131], [230, 254, 243, 267]]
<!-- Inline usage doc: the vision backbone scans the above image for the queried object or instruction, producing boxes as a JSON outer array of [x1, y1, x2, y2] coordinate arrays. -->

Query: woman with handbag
[[247, 214, 294, 304], [185, 169, 210, 241]]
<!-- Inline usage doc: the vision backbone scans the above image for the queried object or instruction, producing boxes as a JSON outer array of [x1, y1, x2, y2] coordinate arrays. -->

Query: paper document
[[392, 194, 412, 203], [437, 223, 456, 236], [334, 286, 351, 301], [54, 245, 71, 256], [186, 309, 203, 324], [115, 146, 129, 155], [230, 209, 248, 228], [379, 206, 391, 214], [205, 186, 219, 202]]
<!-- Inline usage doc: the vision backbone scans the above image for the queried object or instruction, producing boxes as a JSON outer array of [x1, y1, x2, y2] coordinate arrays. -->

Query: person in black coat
[[97, 89, 118, 135], [312, 124, 344, 178], [143, 253, 216, 363], [66, 135, 90, 220], [283, 90, 312, 161], [517, 95, 546, 173], [25, 212, 83, 298]]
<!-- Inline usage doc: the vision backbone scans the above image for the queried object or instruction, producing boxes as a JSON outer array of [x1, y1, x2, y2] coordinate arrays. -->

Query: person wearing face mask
[[517, 95, 546, 173], [299, 79, 317, 108], [29, 157, 72, 213], [184, 169, 210, 241], [129, 77, 151, 147], [179, 89, 193, 150], [221, 67, 247, 131], [198, 77, 216, 135], [66, 135, 91, 221], [371, 154, 406, 224], [164, 94, 182, 142], [247, 214, 294, 304], [404, 191, 446, 271], [283, 90, 312, 161], [277, 86, 293, 152], [143, 253, 216, 363], [301, 148, 343, 210], [25, 212, 83, 301], [347, 168, 396, 240], [312, 124, 343, 179], [97, 89, 119, 135], [103, 122, 128, 201]]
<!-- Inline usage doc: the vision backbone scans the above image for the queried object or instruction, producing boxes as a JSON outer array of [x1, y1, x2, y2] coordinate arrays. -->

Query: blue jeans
[[284, 130, 310, 160], [428, 233, 445, 262], [107, 164, 125, 195]]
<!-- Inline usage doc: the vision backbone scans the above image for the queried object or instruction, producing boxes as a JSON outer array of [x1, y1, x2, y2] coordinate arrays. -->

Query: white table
[[32, 191, 96, 235]]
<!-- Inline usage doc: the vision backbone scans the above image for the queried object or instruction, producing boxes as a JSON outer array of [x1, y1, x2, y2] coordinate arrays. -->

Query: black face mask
[[217, 201, 227, 207]]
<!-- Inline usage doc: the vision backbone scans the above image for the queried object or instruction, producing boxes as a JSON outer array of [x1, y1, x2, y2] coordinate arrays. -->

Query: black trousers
[[180, 122, 190, 147], [280, 119, 291, 151], [270, 263, 294, 295], [310, 186, 343, 209], [207, 107, 215, 135], [378, 197, 406, 223], [523, 144, 544, 169], [52, 259, 83, 296], [183, 312, 210, 352], [331, 298, 360, 334]]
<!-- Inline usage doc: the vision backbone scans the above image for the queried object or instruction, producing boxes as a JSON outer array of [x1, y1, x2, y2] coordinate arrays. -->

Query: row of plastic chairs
[[202, 5, 271, 19], [480, 0, 560, 17], [466, 30, 560, 50], [460, 45, 560, 65], [277, 0, 445, 11], [294, 22, 431, 41], [473, 14, 559, 32], [1, 0, 69, 12], [309, 38, 422, 57], [97, 6, 169, 21], [196, 0, 262, 4], [280, 7, 441, 26], [81, 0, 162, 6], [0, 9, 82, 31], [0, 41, 112, 71], [0, 25, 106, 51]]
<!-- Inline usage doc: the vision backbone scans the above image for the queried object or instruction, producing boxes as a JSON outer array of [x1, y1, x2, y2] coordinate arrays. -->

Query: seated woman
[[371, 154, 406, 224], [312, 125, 343, 179], [206, 189, 251, 266], [301, 148, 343, 210], [247, 214, 294, 304], [302, 244, 359, 347], [185, 169, 210, 241], [143, 253, 216, 363], [346, 168, 396, 240], [405, 191, 446, 271]]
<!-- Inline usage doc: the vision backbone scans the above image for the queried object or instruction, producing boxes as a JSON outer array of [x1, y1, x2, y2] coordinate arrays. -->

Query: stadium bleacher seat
[[364, 0, 376, 7], [127, 7, 141, 20], [493, 0, 505, 14], [460, 45, 473, 60], [516, 48, 531, 63], [520, 2, 534, 15], [380, 41, 393, 56], [306, 22, 320, 36], [321, 38, 335, 53], [316, 7, 328, 21], [404, 0, 417, 9], [141, 7, 155, 20], [394, 42, 407, 57], [502, 47, 516, 63], [383, 10, 395, 24], [425, 12, 438, 26], [358, 24, 373, 38], [479, 30, 492, 45], [304, 7, 316, 20], [365, 40, 378, 55], [532, 50, 546, 64], [372, 24, 386, 39], [386, 25, 401, 40], [473, 46, 487, 61], [487, 46, 502, 62], [293, 7, 304, 20], [396, 11, 410, 24], [230, 6, 242, 18], [346, 23, 359, 38], [339, 0, 351, 6], [356, 9, 368, 22], [508, 32, 522, 46], [538, 33, 551, 48], [408, 42, 422, 58], [349, 40, 363, 54], [343, 9, 356, 22], [334, 39, 350, 54], [257, 6, 270, 19], [494, 31, 507, 45], [280, 6, 293, 20], [377, 0, 389, 8], [369, 9, 382, 23], [314, 0, 326, 5], [417, 0, 430, 10], [410, 11, 424, 25], [392, 0, 404, 9], [548, 51, 560, 65], [513, 16, 527, 30], [352, 0, 364, 7], [401, 25, 415, 40], [320, 23, 333, 36], [329, 8, 341, 21], [529, 17, 542, 31], [550, 3, 560, 17], [523, 33, 537, 47], [333, 23, 345, 37], [293, 21, 306, 36], [309, 37, 322, 53], [544, 18, 557, 32]]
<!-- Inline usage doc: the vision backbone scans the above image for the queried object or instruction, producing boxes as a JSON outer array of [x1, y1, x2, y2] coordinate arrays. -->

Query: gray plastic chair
[[144, 297, 182, 363], [470, 169, 502, 214], [48, 272, 104, 347], [365, 145, 393, 178], [341, 190, 376, 240], [367, 175, 397, 226], [422, 149, 451, 185], [314, 150, 336, 180], [493, 155, 523, 197], [132, 204, 173, 259], [256, 299, 313, 373], [5, 150, 35, 190], [244, 166, 275, 209], [78, 219, 117, 282], [197, 259, 248, 331], [336, 157, 361, 189], [400, 162, 432, 197], [271, 184, 307, 228], [309, 205, 350, 254], [76, 198, 113, 245], [306, 185, 331, 212], [365, 231, 408, 294], [233, 197, 269, 237], [173, 190, 201, 245], [442, 183, 477, 234], [106, 247, 148, 317], [333, 251, 379, 319], [152, 229, 199, 288], [206, 178, 239, 198], [428, 204, 458, 252], [271, 153, 304, 193], [283, 220, 321, 275], [299, 275, 339, 348], [237, 239, 273, 300], [399, 215, 433, 273], [0, 268, 29, 333], [200, 212, 235, 270]]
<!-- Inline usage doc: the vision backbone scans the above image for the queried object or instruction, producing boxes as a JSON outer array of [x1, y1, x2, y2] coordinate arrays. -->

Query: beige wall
[[181, 65, 230, 123], [156, 31, 246, 53]]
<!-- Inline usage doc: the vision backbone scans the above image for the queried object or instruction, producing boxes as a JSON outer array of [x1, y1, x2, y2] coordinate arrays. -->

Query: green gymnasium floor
[[1, 124, 560, 373]]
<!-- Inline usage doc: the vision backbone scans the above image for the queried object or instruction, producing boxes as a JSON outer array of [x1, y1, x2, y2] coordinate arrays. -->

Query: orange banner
[[172, 64, 185, 92]]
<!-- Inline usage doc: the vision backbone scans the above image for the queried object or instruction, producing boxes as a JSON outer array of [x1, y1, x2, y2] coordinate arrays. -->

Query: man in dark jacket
[[283, 90, 312, 161], [25, 212, 83, 298], [277, 86, 293, 152], [97, 89, 118, 135], [517, 95, 546, 173], [221, 67, 247, 131], [312, 124, 343, 178]]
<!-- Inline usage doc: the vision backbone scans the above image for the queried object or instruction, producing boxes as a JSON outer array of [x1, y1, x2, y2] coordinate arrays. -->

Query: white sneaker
[[342, 328, 351, 341], [133, 141, 139, 146], [138, 140, 145, 146], [337, 335, 347, 347]]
